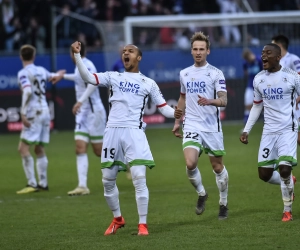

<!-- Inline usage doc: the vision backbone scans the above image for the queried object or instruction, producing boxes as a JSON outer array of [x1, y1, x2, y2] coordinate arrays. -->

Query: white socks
[[214, 166, 229, 206], [267, 171, 281, 185], [186, 167, 206, 196], [77, 154, 88, 188], [133, 177, 149, 224], [280, 175, 294, 212], [36, 156, 48, 188], [102, 178, 121, 218], [22, 155, 36, 187]]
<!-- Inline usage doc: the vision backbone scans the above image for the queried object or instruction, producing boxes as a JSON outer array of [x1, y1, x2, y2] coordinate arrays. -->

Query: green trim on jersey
[[182, 141, 226, 156], [20, 138, 48, 146], [129, 159, 155, 169], [258, 159, 277, 167]]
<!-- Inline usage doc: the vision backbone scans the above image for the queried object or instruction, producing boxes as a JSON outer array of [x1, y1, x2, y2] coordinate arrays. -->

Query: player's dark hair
[[20, 45, 36, 61], [79, 41, 86, 57], [265, 43, 281, 55], [190, 31, 210, 49], [272, 34, 289, 50]]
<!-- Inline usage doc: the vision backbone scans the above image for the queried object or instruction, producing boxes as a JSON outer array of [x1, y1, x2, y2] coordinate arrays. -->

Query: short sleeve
[[215, 71, 227, 92], [292, 57, 300, 73], [253, 79, 262, 104], [295, 74, 300, 96], [149, 81, 167, 107], [18, 70, 31, 90], [180, 73, 186, 94]]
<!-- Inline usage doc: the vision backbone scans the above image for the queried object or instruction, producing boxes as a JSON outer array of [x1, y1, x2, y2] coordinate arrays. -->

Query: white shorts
[[75, 109, 106, 143], [244, 87, 254, 106], [101, 127, 155, 171], [258, 131, 297, 168], [20, 108, 50, 146], [182, 123, 226, 157]]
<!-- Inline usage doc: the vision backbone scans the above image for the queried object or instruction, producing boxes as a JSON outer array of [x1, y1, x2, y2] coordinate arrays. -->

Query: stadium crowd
[[1, 0, 300, 53]]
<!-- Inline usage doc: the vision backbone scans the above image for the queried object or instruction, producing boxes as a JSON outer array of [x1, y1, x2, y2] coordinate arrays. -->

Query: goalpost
[[124, 10, 300, 48]]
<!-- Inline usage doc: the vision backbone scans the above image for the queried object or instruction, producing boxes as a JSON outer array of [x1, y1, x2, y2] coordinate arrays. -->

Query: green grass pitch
[[0, 123, 299, 250]]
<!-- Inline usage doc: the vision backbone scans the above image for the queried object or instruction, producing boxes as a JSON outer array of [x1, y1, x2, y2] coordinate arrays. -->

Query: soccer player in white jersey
[[51, 42, 107, 196], [17, 45, 65, 194], [272, 35, 300, 145], [172, 32, 229, 220], [70, 41, 182, 236], [240, 43, 300, 222]]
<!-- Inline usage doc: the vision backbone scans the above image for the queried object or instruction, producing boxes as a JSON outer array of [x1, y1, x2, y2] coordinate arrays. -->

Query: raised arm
[[71, 41, 98, 85]]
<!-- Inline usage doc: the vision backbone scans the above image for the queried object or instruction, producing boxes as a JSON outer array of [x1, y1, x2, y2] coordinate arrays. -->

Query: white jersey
[[93, 71, 167, 128], [280, 52, 300, 73], [180, 63, 227, 132], [75, 58, 105, 112], [253, 67, 300, 133], [18, 64, 52, 112]]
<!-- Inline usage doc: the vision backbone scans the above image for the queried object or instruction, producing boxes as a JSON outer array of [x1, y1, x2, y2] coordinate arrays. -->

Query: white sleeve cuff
[[74, 53, 98, 85], [78, 84, 98, 103], [243, 103, 263, 133], [63, 74, 76, 81], [158, 105, 175, 118]]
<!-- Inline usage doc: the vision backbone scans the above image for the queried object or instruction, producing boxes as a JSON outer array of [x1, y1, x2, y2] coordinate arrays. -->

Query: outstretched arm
[[71, 41, 98, 85]]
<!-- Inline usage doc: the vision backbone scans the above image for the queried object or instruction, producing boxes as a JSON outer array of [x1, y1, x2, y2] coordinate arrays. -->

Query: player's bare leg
[[210, 156, 229, 220], [17, 141, 38, 194]]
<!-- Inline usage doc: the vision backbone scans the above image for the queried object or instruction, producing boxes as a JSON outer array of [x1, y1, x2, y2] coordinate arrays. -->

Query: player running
[[240, 43, 300, 222]]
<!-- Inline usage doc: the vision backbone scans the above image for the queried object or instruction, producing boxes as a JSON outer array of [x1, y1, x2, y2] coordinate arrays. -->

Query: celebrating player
[[172, 32, 229, 220], [70, 41, 182, 236], [240, 43, 300, 222], [51, 42, 107, 196], [271, 34, 300, 145], [17, 45, 65, 194]]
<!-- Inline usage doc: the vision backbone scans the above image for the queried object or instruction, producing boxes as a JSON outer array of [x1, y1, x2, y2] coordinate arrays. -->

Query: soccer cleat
[[104, 216, 125, 235], [218, 204, 229, 220], [195, 192, 208, 215], [67, 186, 90, 196], [138, 224, 149, 236], [38, 185, 49, 191], [16, 185, 38, 194], [282, 211, 293, 222]]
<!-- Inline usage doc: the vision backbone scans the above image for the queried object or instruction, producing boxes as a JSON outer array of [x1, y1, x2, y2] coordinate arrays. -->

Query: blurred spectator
[[57, 3, 80, 48], [217, 0, 242, 45], [0, 0, 18, 51], [174, 28, 191, 50], [26, 16, 46, 54], [76, 0, 99, 46], [106, 0, 129, 21]]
